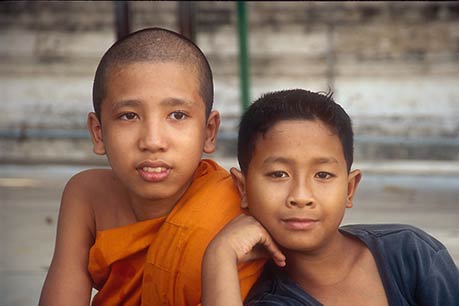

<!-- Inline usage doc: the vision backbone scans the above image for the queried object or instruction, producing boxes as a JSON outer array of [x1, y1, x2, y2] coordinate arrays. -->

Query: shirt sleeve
[[416, 248, 459, 306]]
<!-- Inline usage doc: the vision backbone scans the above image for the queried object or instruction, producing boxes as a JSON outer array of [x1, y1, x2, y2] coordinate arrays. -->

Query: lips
[[136, 160, 171, 182], [281, 218, 318, 231]]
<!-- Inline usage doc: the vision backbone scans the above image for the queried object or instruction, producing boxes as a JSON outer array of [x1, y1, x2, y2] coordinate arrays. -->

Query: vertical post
[[326, 23, 336, 93], [178, 2, 196, 42], [237, 1, 250, 111], [114, 1, 131, 40]]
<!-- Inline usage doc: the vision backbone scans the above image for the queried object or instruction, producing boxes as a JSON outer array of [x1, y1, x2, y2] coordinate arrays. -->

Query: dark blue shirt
[[245, 224, 459, 306]]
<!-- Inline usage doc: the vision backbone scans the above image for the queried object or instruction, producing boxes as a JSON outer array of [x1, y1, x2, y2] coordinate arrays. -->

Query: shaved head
[[92, 27, 213, 119]]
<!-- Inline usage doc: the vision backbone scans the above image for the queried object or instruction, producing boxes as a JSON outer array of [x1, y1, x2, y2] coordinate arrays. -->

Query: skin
[[89, 62, 219, 220], [39, 61, 220, 305], [241, 119, 358, 256], [203, 119, 388, 306]]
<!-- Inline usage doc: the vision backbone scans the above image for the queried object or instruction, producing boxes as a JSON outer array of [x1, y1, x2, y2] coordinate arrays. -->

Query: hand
[[209, 214, 286, 267], [202, 214, 285, 306]]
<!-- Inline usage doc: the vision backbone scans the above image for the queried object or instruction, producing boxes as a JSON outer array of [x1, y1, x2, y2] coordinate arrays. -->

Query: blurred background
[[1, 2, 458, 305]]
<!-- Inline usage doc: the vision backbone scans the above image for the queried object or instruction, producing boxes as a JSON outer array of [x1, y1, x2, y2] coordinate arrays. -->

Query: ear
[[203, 110, 220, 154], [87, 112, 106, 155], [230, 167, 249, 209], [345, 169, 362, 208]]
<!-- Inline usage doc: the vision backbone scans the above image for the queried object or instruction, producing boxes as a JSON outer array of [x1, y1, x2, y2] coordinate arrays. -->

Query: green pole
[[237, 1, 250, 111]]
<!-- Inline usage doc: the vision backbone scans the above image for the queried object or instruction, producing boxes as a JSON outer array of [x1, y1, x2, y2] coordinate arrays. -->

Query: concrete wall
[[1, 1, 458, 162]]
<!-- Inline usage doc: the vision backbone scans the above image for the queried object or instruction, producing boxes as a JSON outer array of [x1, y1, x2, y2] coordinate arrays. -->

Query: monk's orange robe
[[88, 159, 265, 305], [89, 217, 165, 305]]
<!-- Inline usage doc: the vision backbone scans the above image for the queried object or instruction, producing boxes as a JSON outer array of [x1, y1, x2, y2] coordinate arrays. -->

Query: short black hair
[[92, 27, 213, 120], [237, 89, 354, 173]]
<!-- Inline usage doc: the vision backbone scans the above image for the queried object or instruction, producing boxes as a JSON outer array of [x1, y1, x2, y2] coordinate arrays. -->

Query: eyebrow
[[262, 156, 339, 166], [160, 97, 195, 108], [111, 97, 194, 113], [312, 157, 339, 165], [262, 156, 293, 166], [111, 99, 141, 113]]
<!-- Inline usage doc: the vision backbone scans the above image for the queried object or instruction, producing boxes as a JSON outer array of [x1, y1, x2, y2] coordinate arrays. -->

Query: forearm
[[202, 241, 243, 306]]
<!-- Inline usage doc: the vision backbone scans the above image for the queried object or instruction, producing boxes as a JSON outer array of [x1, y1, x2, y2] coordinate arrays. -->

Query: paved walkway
[[1, 160, 458, 306]]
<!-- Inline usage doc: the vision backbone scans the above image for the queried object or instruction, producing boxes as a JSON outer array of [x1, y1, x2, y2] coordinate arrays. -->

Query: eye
[[169, 111, 188, 120], [119, 112, 138, 121], [268, 171, 289, 179], [315, 172, 333, 180]]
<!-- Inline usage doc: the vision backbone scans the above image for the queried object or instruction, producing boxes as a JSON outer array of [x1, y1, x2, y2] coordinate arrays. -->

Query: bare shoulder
[[39, 169, 109, 304], [63, 168, 120, 203], [66, 168, 114, 190], [62, 168, 131, 230]]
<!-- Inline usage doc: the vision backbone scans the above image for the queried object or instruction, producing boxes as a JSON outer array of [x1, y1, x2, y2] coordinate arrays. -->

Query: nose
[[286, 181, 314, 208], [138, 118, 168, 152]]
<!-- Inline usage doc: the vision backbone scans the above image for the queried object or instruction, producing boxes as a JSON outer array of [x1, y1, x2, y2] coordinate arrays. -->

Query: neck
[[284, 231, 362, 289], [126, 180, 193, 221], [129, 197, 176, 221]]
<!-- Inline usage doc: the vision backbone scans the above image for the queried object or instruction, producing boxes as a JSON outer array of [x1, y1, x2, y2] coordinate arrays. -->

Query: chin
[[278, 238, 317, 253]]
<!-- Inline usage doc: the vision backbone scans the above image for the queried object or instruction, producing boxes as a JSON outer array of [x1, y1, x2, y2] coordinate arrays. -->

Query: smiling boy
[[202, 89, 459, 306], [39, 28, 264, 306]]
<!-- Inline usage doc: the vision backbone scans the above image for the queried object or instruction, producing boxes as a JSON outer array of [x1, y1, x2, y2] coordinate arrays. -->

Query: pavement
[[1, 159, 459, 306]]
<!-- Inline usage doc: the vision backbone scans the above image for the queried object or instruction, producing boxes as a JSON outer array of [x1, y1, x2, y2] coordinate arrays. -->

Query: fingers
[[212, 214, 286, 266], [233, 215, 286, 266], [256, 226, 286, 267]]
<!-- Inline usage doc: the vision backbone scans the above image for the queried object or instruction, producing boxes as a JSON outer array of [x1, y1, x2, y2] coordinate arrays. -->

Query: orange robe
[[88, 159, 265, 305], [89, 217, 165, 305]]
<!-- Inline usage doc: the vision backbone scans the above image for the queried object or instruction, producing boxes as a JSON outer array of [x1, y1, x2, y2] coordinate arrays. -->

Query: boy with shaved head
[[39, 28, 264, 306]]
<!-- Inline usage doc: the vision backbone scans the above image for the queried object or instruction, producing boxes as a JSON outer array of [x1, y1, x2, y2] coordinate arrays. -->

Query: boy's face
[[88, 62, 219, 212], [233, 119, 361, 254]]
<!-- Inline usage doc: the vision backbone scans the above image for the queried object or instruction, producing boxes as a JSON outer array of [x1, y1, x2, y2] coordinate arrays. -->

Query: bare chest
[[300, 248, 388, 306], [309, 277, 388, 306]]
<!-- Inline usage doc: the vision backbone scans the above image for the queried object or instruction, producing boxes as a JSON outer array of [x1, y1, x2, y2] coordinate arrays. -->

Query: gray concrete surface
[[2, 2, 459, 151], [1, 159, 459, 306]]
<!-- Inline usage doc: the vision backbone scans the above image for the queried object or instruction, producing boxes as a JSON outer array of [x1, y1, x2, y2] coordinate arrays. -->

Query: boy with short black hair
[[202, 89, 459, 306], [39, 27, 264, 306]]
